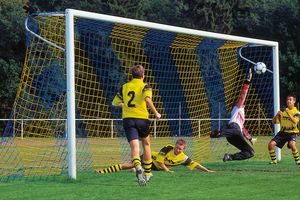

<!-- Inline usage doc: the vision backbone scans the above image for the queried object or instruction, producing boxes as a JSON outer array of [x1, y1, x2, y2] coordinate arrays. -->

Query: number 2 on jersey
[[127, 91, 135, 107]]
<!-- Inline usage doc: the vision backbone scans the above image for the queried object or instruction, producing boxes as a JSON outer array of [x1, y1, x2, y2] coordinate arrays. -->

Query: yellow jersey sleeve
[[143, 84, 152, 100], [274, 116, 280, 124], [112, 87, 123, 106], [187, 161, 199, 170]]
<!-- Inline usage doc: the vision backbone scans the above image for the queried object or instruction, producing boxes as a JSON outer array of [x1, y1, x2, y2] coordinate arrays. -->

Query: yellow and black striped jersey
[[274, 107, 300, 133], [112, 78, 152, 119], [151, 144, 194, 170]]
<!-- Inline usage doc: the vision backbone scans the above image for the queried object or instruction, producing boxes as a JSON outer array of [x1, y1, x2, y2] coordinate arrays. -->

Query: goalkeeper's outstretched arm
[[237, 68, 252, 108]]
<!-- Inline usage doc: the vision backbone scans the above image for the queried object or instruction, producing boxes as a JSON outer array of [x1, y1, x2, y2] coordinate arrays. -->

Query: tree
[[232, 0, 300, 103], [2, 0, 300, 117], [0, 0, 26, 118], [180, 0, 238, 33], [27, 0, 150, 19], [27, 0, 109, 14], [142, 0, 187, 26], [0, 59, 20, 107], [0, 0, 26, 61]]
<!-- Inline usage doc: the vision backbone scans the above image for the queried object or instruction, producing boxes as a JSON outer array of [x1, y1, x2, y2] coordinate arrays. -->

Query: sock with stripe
[[292, 149, 300, 164], [132, 156, 142, 169], [269, 150, 277, 164], [143, 159, 152, 177], [97, 164, 122, 174]]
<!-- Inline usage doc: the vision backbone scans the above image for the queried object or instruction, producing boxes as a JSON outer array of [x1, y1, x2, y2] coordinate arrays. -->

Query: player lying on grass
[[95, 138, 214, 176], [210, 68, 255, 162], [268, 94, 300, 165]]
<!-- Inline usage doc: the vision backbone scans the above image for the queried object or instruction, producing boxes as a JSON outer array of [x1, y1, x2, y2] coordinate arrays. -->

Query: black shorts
[[220, 122, 242, 137], [272, 132, 298, 149], [123, 118, 150, 142]]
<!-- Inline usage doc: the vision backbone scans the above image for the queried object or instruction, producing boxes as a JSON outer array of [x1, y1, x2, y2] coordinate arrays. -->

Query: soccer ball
[[254, 62, 267, 74]]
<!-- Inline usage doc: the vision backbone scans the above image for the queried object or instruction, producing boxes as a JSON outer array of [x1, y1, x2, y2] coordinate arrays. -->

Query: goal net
[[0, 9, 279, 181]]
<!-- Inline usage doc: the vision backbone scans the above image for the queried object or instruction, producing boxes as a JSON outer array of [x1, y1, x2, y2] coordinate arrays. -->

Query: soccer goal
[[0, 9, 279, 181]]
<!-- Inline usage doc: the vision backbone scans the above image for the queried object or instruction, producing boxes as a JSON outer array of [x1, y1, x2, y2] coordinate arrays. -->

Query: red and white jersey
[[229, 106, 245, 130], [229, 82, 250, 130]]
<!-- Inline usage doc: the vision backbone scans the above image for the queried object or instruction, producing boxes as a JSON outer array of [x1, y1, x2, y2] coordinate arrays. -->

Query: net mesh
[[0, 13, 274, 181]]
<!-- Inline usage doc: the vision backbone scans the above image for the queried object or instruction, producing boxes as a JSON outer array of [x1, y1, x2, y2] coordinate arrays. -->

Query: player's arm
[[144, 85, 161, 119], [157, 161, 174, 173], [156, 145, 174, 173], [145, 97, 161, 119], [112, 87, 124, 108], [193, 162, 215, 172], [237, 68, 252, 108], [272, 110, 282, 124], [184, 158, 214, 172], [285, 109, 300, 125]]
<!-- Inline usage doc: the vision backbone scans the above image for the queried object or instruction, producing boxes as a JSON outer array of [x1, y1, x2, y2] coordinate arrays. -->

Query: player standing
[[268, 94, 300, 165], [112, 64, 161, 186]]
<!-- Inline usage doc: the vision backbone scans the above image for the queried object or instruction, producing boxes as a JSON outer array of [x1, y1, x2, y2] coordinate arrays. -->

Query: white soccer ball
[[254, 62, 267, 74]]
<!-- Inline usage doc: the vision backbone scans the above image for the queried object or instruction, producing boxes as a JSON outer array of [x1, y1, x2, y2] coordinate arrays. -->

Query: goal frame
[[65, 9, 280, 180]]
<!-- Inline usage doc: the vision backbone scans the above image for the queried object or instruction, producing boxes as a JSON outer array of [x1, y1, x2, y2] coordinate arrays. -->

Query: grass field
[[1, 160, 299, 200], [1, 136, 300, 200]]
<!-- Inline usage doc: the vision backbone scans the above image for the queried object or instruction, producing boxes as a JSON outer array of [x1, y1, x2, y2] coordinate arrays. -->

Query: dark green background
[[1, 0, 300, 119]]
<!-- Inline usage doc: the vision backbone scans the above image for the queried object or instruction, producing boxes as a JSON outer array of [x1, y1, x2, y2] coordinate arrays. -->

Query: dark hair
[[130, 64, 144, 78], [287, 94, 297, 101]]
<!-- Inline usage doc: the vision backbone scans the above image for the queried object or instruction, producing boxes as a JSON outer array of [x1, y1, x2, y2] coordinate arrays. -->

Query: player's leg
[[268, 132, 284, 164], [268, 140, 277, 164], [96, 162, 134, 174], [287, 134, 300, 165], [124, 119, 143, 169], [219, 124, 242, 161], [129, 139, 141, 167], [124, 118, 146, 186], [141, 136, 152, 181], [137, 119, 152, 182], [220, 123, 241, 137], [129, 139, 147, 186], [224, 135, 254, 161], [289, 141, 300, 164], [233, 139, 254, 160]]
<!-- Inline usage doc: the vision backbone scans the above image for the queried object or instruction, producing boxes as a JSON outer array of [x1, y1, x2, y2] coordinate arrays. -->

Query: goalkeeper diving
[[96, 138, 214, 175], [210, 68, 256, 162]]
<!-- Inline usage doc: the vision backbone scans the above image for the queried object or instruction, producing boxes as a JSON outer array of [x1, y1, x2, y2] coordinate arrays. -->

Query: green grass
[[1, 159, 300, 200], [1, 136, 300, 200]]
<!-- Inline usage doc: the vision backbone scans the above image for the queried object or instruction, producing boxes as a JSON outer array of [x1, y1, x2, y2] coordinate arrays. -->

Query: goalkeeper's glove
[[245, 68, 252, 83], [249, 137, 257, 145]]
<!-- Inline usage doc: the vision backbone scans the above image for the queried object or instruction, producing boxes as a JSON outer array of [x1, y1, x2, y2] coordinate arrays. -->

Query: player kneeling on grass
[[210, 68, 255, 162], [268, 94, 300, 165], [95, 138, 214, 176]]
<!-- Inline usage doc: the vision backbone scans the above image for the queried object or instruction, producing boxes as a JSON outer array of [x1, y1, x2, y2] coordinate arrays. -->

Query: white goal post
[[64, 9, 280, 180]]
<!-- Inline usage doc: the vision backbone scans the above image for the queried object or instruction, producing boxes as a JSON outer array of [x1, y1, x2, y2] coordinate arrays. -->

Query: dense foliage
[[1, 0, 300, 118]]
